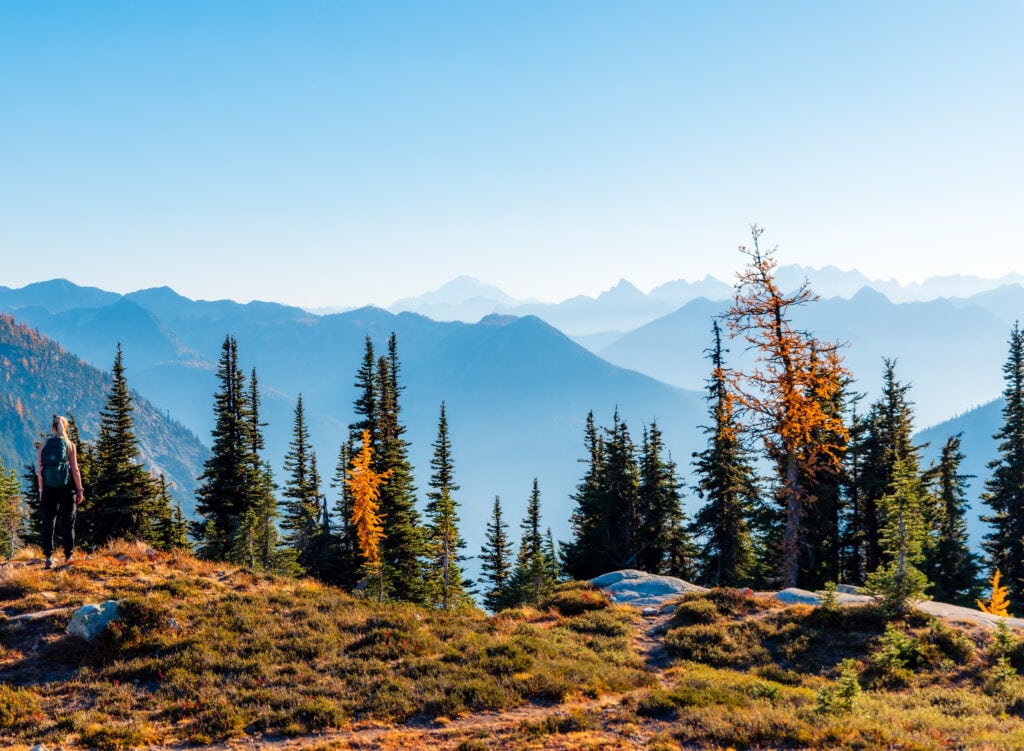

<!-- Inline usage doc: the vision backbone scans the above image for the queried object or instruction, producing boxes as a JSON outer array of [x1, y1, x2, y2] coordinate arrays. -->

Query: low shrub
[[542, 584, 610, 616], [669, 597, 720, 627], [0, 684, 43, 731], [567, 609, 631, 637]]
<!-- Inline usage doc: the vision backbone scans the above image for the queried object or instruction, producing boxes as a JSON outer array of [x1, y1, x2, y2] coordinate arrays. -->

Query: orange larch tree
[[345, 429, 391, 601], [725, 226, 850, 589]]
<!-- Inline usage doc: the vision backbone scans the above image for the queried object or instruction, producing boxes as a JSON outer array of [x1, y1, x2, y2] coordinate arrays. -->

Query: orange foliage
[[978, 568, 1011, 617], [345, 430, 391, 567]]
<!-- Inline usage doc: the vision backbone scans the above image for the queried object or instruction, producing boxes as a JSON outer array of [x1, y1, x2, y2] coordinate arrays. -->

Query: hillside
[[0, 284, 706, 549], [4, 546, 1024, 750], [0, 314, 207, 501]]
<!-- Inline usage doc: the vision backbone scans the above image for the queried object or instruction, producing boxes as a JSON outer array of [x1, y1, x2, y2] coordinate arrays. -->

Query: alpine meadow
[[3, 4, 1024, 750]]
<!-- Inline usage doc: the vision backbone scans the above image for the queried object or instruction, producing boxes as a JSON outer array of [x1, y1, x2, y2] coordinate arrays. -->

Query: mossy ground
[[4, 549, 1024, 750]]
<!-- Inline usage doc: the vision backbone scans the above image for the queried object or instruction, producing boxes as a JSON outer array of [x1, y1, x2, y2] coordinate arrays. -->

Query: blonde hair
[[52, 414, 69, 439]]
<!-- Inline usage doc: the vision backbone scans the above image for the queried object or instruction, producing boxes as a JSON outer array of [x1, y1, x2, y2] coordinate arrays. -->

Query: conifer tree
[[425, 403, 469, 609], [858, 359, 920, 577], [636, 421, 694, 577], [981, 323, 1024, 605], [346, 430, 391, 601], [690, 321, 759, 587], [725, 227, 849, 588], [373, 336, 427, 602], [562, 412, 606, 580], [151, 474, 189, 551], [91, 344, 162, 545], [350, 336, 378, 446], [601, 414, 640, 569], [194, 336, 253, 558], [510, 479, 555, 605], [921, 434, 981, 606], [544, 528, 561, 583], [840, 403, 869, 584], [329, 440, 361, 588], [279, 395, 323, 575], [480, 495, 513, 612], [865, 457, 931, 612], [0, 458, 25, 559]]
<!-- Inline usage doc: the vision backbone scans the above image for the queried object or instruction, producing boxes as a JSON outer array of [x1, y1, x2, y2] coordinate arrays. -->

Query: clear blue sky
[[2, 2, 1022, 307]]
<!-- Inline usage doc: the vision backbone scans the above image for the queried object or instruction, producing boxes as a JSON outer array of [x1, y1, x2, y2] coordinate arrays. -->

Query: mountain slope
[[0, 314, 208, 503]]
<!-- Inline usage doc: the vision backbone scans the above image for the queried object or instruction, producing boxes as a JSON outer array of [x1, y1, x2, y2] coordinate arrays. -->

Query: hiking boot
[[64, 552, 74, 565], [44, 557, 53, 570]]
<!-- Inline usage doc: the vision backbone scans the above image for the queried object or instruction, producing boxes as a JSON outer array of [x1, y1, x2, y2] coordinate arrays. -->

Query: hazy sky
[[2, 2, 1022, 307]]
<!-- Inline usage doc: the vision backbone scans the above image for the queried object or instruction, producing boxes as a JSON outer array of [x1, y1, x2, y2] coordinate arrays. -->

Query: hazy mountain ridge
[[0, 314, 207, 501], [0, 283, 706, 552]]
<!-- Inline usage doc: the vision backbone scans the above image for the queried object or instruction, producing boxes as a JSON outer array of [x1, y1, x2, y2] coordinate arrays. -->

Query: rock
[[835, 584, 860, 595], [773, 588, 821, 606], [591, 569, 708, 609], [30, 744, 49, 751], [66, 600, 121, 642], [167, 617, 183, 632], [641, 606, 660, 617]]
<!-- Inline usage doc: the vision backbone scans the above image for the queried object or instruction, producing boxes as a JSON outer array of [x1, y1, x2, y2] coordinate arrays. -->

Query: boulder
[[591, 569, 708, 608], [66, 600, 121, 642], [773, 588, 821, 606]]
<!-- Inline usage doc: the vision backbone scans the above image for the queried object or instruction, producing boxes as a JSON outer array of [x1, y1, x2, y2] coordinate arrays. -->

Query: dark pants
[[41, 486, 77, 559]]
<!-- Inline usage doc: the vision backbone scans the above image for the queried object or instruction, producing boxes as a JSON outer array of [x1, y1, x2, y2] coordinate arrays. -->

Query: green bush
[[669, 597, 720, 627], [0, 684, 42, 731], [567, 609, 631, 637]]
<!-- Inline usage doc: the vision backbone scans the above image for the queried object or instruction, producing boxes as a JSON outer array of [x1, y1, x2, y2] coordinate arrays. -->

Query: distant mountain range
[[0, 281, 706, 551], [0, 314, 207, 500], [377, 268, 1024, 338]]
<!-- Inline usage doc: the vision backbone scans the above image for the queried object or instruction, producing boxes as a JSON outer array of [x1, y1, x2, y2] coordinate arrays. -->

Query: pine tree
[[329, 440, 361, 588], [346, 430, 391, 601], [920, 434, 981, 606], [194, 336, 253, 558], [0, 457, 25, 559], [689, 321, 759, 587], [151, 475, 183, 551], [865, 458, 931, 612], [90, 344, 161, 545], [509, 479, 555, 605], [480, 495, 513, 612], [858, 359, 920, 577], [840, 402, 869, 584], [425, 402, 469, 609], [373, 336, 427, 602], [725, 227, 849, 588], [562, 412, 607, 580], [981, 323, 1024, 605], [350, 336, 378, 446], [279, 395, 323, 575], [636, 421, 694, 577]]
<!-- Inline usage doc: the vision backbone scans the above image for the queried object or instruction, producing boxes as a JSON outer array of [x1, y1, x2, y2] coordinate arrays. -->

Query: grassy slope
[[3, 549, 1024, 750]]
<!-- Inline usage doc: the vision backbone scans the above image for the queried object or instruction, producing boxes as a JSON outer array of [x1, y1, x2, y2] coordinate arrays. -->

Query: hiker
[[37, 415, 84, 569]]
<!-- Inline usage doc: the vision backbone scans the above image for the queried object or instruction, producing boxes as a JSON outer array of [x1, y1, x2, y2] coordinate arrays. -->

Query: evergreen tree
[[509, 479, 555, 605], [636, 421, 694, 577], [279, 395, 323, 574], [0, 457, 25, 559], [194, 336, 253, 558], [373, 336, 427, 602], [689, 322, 759, 587], [480, 495, 513, 612], [982, 323, 1024, 605], [865, 457, 931, 612], [350, 336, 378, 446], [329, 440, 361, 588], [562, 411, 607, 580], [22, 463, 41, 549], [544, 527, 561, 583], [151, 474, 187, 551], [90, 344, 161, 545], [859, 359, 920, 576], [840, 402, 870, 584], [425, 403, 469, 609], [921, 434, 981, 606]]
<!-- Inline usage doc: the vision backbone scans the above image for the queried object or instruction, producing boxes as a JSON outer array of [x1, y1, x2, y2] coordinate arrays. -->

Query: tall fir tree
[[372, 336, 427, 602], [636, 421, 695, 577], [350, 336, 378, 446], [194, 336, 253, 558], [981, 323, 1024, 605], [279, 395, 323, 575], [329, 440, 361, 588], [840, 402, 870, 584], [689, 322, 759, 588], [480, 495, 513, 612], [858, 359, 920, 577], [151, 474, 189, 551], [90, 344, 163, 545], [562, 411, 606, 580], [920, 434, 981, 607], [425, 402, 470, 609], [0, 457, 25, 559], [509, 479, 555, 605]]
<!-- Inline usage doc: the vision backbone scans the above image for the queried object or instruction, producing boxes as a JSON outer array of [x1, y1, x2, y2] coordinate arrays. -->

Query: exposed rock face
[[66, 600, 121, 642], [591, 569, 707, 608]]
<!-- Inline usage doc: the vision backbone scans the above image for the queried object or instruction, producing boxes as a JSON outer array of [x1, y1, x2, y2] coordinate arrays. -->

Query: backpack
[[41, 436, 71, 489]]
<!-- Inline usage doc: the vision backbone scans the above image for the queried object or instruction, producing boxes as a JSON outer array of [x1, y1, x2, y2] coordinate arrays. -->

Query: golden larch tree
[[345, 429, 391, 600], [725, 226, 850, 589], [978, 568, 1011, 617]]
